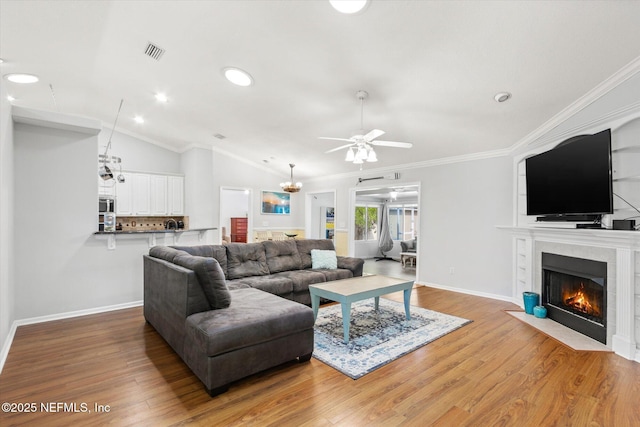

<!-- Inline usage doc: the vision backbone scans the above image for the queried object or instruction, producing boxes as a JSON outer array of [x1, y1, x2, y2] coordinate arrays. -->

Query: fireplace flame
[[564, 283, 600, 317]]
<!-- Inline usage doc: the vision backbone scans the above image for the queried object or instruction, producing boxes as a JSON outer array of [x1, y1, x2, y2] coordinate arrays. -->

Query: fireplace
[[542, 253, 607, 344]]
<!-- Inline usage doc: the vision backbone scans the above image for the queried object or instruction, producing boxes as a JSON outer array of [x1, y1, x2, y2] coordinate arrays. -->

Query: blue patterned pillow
[[311, 249, 337, 269]]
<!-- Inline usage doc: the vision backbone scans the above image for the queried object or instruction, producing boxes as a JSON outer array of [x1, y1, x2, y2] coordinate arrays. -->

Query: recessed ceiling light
[[4, 73, 39, 84], [155, 93, 168, 103], [134, 116, 144, 124], [494, 92, 512, 103], [223, 67, 253, 87], [330, 0, 368, 14]]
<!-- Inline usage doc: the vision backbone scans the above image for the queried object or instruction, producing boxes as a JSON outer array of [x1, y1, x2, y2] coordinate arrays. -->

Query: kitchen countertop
[[94, 227, 217, 235]]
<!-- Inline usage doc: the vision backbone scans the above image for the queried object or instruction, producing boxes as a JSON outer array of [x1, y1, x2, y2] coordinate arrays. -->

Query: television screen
[[525, 129, 613, 217]]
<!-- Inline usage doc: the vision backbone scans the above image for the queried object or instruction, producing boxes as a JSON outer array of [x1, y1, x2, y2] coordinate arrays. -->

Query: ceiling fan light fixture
[[355, 146, 368, 161], [345, 148, 355, 162], [223, 67, 254, 87], [330, 0, 368, 14], [367, 148, 377, 162]]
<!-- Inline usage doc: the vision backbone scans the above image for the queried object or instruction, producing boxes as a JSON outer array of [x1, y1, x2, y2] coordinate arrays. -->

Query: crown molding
[[516, 102, 640, 155], [510, 55, 640, 153]]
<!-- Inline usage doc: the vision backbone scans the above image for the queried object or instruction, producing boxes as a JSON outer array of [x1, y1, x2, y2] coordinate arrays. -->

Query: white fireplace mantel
[[499, 226, 640, 362]]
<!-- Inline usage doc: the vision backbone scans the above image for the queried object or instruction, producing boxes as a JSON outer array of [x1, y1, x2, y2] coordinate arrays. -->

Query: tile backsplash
[[116, 216, 189, 231]]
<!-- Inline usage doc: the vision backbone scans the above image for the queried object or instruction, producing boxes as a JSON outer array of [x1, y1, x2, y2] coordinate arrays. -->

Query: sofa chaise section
[[143, 249, 314, 396]]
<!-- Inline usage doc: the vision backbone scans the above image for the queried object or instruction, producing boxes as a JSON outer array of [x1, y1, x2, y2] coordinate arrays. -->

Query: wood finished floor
[[2, 271, 639, 425]]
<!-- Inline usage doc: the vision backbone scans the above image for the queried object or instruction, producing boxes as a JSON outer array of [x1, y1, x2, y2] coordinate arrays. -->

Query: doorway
[[305, 190, 336, 240], [219, 187, 252, 244], [348, 182, 420, 276]]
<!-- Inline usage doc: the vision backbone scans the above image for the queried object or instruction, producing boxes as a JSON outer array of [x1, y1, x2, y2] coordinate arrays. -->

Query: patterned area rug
[[313, 298, 472, 379]]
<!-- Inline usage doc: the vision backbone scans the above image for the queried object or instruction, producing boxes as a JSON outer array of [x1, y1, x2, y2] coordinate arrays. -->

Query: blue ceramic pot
[[533, 305, 547, 318], [523, 292, 540, 315]]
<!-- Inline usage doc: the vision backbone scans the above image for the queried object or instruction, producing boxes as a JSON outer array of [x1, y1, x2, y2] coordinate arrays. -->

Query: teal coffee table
[[309, 275, 415, 343]]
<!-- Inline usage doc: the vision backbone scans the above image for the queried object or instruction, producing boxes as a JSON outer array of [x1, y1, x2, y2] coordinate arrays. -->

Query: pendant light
[[280, 163, 303, 193]]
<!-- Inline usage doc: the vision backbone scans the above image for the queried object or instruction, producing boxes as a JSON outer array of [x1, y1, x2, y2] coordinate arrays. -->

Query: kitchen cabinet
[[132, 173, 151, 215], [115, 172, 133, 215], [168, 176, 184, 215], [115, 172, 183, 216], [150, 175, 168, 215]]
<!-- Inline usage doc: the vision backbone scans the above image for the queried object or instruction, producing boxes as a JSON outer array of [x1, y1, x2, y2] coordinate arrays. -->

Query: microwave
[[99, 197, 115, 213]]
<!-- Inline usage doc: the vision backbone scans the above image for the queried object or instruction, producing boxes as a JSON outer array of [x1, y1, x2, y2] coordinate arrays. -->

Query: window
[[388, 204, 418, 240], [354, 205, 378, 241]]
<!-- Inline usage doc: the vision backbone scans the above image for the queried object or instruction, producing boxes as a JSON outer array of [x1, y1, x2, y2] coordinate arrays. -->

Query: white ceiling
[[2, 1, 640, 180]]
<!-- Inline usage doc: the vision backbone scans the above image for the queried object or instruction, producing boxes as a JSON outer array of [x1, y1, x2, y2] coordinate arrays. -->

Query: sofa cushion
[[311, 249, 338, 269], [172, 245, 228, 278], [272, 270, 326, 293], [263, 240, 302, 273], [172, 254, 231, 309], [314, 268, 354, 282], [226, 275, 293, 297], [295, 239, 336, 269], [226, 243, 270, 279], [185, 288, 314, 358]]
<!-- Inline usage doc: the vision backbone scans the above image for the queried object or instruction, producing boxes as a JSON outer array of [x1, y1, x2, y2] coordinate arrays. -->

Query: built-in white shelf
[[613, 175, 640, 182], [613, 146, 640, 153]]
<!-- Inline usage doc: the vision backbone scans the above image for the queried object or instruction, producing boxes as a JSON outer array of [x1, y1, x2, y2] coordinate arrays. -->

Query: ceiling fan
[[320, 90, 412, 164]]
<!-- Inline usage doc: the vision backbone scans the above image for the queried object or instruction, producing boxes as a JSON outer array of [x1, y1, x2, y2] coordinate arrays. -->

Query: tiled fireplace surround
[[509, 228, 640, 362]]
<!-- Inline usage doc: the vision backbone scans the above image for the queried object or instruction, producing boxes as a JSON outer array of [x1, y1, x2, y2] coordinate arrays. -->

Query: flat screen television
[[525, 129, 613, 218]]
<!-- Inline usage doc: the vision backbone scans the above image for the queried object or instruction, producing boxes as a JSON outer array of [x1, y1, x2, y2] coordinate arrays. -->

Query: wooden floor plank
[[2, 285, 640, 426]]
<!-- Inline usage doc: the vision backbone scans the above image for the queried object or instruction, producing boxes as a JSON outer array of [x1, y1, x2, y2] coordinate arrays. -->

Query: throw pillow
[[311, 249, 338, 269]]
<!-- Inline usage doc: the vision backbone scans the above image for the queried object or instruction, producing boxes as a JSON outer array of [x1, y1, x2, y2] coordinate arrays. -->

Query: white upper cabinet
[[132, 173, 151, 215], [168, 176, 184, 215], [114, 172, 183, 216], [150, 175, 168, 215], [115, 172, 133, 215]]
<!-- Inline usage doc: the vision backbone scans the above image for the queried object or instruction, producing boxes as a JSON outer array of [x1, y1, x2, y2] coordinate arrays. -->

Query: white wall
[[303, 156, 514, 298], [0, 85, 15, 361], [103, 130, 181, 175], [419, 157, 513, 297], [9, 111, 204, 322], [181, 147, 216, 232], [212, 151, 305, 231]]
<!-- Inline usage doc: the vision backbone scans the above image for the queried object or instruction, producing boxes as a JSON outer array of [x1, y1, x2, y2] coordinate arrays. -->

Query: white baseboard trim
[[415, 280, 517, 304], [0, 300, 143, 374]]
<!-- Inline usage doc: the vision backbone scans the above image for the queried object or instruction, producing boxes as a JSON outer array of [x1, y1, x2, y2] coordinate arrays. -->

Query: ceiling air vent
[[144, 42, 165, 61]]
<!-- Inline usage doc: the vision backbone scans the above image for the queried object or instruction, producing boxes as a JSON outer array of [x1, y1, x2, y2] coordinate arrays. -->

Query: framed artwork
[[261, 191, 291, 215]]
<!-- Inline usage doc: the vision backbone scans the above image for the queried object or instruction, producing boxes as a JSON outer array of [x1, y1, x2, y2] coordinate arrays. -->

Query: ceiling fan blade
[[370, 140, 413, 148], [325, 143, 355, 153], [319, 137, 354, 142], [363, 129, 385, 141]]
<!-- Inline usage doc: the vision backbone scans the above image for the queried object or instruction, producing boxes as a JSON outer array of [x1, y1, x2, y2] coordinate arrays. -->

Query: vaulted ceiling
[[2, 1, 639, 180]]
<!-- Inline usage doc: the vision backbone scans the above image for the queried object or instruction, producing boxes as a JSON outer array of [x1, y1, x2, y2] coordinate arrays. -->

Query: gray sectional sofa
[[143, 239, 364, 396]]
